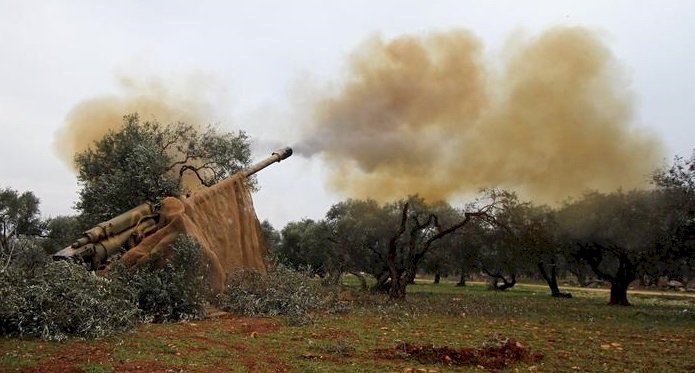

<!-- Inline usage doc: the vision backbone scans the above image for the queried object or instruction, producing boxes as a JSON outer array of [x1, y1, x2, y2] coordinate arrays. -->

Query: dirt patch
[[23, 342, 113, 373], [189, 335, 246, 352], [194, 314, 280, 335], [236, 318, 281, 336], [139, 314, 280, 338], [374, 338, 543, 370], [17, 315, 283, 373]]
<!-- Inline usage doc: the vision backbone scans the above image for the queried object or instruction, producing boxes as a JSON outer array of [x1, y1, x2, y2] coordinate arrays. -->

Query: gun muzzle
[[272, 146, 293, 161], [241, 146, 293, 177]]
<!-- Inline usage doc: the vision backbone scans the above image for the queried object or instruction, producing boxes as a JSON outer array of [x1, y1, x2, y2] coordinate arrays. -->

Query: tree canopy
[[74, 114, 252, 223], [0, 187, 41, 251]]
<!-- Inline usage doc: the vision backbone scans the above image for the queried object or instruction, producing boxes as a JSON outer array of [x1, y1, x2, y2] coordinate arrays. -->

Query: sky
[[1, 0, 694, 228]]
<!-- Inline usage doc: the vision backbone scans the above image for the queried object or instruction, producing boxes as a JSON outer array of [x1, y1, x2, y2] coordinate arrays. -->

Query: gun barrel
[[53, 202, 155, 263], [241, 146, 293, 177]]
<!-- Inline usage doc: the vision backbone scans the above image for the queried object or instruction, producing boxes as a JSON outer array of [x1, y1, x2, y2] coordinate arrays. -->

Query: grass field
[[1, 280, 694, 372]]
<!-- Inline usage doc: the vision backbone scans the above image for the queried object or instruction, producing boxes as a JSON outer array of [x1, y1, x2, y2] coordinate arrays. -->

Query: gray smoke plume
[[299, 27, 663, 203]]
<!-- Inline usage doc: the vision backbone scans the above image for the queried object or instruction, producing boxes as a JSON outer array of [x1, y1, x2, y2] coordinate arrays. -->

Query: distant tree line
[[265, 151, 695, 305]]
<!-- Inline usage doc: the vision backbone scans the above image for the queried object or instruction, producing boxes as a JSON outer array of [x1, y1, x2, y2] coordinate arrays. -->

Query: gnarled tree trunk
[[483, 268, 516, 291], [385, 200, 492, 299], [456, 272, 466, 287], [538, 261, 572, 298], [608, 279, 632, 306], [582, 245, 635, 306]]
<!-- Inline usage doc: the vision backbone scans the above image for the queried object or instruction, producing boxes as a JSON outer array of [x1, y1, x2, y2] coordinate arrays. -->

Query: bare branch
[[178, 165, 210, 187], [389, 202, 409, 253], [579, 243, 615, 282], [386, 201, 410, 290]]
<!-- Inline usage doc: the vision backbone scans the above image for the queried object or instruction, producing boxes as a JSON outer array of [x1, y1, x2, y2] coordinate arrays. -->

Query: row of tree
[[0, 187, 83, 255], [2, 115, 693, 307], [266, 154, 695, 305]]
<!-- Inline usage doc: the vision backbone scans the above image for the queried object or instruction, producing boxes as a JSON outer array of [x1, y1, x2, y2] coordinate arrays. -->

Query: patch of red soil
[[189, 335, 247, 352], [23, 342, 113, 373], [139, 314, 280, 339], [22, 316, 284, 373], [374, 338, 543, 370], [234, 351, 289, 373], [236, 319, 280, 335]]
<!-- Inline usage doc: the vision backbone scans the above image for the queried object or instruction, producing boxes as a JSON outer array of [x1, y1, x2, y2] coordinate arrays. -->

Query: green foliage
[[75, 115, 180, 223], [282, 181, 692, 300], [277, 219, 332, 276], [74, 114, 252, 223], [381, 195, 498, 298], [259, 219, 281, 252], [652, 151, 695, 280], [324, 198, 395, 279], [279, 196, 497, 298], [654, 150, 695, 193], [0, 187, 41, 250], [111, 235, 208, 323], [0, 241, 139, 341], [0, 235, 209, 341], [555, 190, 673, 304], [475, 191, 563, 290], [3, 238, 48, 274], [41, 215, 85, 254], [218, 264, 342, 325], [557, 190, 662, 280]]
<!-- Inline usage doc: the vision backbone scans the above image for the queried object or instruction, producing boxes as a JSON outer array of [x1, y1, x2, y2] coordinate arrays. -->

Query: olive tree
[[323, 199, 394, 288], [382, 196, 496, 299], [41, 215, 85, 253], [651, 151, 695, 283], [557, 191, 660, 305], [260, 220, 282, 253], [0, 187, 42, 252], [276, 219, 333, 277], [74, 114, 252, 224], [448, 221, 485, 287]]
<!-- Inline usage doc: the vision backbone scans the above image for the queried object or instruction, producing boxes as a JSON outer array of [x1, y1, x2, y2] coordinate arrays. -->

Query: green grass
[[1, 281, 693, 372]]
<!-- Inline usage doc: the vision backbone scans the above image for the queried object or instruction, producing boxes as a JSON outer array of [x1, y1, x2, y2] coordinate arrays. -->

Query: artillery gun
[[53, 146, 293, 269]]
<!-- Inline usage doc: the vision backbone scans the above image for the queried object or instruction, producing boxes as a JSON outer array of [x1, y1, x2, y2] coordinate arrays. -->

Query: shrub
[[112, 235, 209, 323], [0, 240, 140, 341], [0, 235, 209, 340], [218, 264, 337, 325], [4, 239, 48, 274]]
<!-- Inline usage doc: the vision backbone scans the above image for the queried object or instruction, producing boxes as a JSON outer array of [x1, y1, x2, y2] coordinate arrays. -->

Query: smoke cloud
[[53, 73, 229, 191], [300, 27, 664, 203], [54, 74, 221, 170]]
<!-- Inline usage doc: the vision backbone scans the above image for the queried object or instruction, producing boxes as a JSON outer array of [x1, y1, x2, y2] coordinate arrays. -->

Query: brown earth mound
[[120, 174, 266, 294], [375, 338, 542, 370]]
